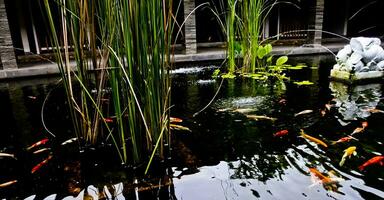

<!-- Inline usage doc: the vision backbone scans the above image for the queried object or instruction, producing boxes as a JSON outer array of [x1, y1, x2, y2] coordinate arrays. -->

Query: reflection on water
[[170, 56, 384, 200], [170, 65, 217, 74], [330, 82, 382, 121]]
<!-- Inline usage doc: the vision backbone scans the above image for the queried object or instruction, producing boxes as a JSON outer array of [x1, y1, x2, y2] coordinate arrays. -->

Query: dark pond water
[[1, 55, 384, 199]]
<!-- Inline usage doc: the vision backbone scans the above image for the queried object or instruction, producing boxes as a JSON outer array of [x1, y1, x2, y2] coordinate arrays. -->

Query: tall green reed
[[225, 0, 267, 74], [241, 0, 264, 73], [227, 0, 238, 74], [43, 0, 173, 170]]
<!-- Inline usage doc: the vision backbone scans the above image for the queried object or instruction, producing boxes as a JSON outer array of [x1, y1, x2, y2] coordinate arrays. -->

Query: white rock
[[43, 194, 57, 200], [87, 185, 99, 200], [363, 44, 384, 63], [377, 60, 384, 70], [336, 45, 352, 63]]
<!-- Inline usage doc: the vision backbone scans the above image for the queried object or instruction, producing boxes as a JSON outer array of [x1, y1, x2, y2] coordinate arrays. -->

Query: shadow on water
[[0, 55, 384, 199]]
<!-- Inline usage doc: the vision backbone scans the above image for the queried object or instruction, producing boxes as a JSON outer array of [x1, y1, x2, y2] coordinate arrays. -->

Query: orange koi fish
[[359, 156, 384, 171], [31, 155, 53, 174], [273, 130, 289, 137], [300, 129, 328, 148], [331, 136, 358, 145], [170, 117, 183, 123], [351, 121, 368, 136], [0, 180, 17, 188], [27, 138, 49, 151], [309, 168, 343, 191], [351, 127, 364, 135], [309, 168, 330, 182]]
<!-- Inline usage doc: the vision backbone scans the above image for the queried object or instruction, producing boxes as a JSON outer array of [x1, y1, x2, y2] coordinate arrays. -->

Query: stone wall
[[308, 0, 325, 45], [183, 0, 197, 54], [0, 0, 17, 69]]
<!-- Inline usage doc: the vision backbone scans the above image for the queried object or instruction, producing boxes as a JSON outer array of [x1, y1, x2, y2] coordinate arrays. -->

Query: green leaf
[[266, 56, 273, 64], [234, 41, 242, 55], [276, 56, 288, 66], [284, 65, 305, 70], [257, 46, 267, 59], [212, 69, 220, 78], [264, 44, 272, 54], [250, 73, 262, 77], [293, 80, 314, 85], [222, 73, 236, 79]]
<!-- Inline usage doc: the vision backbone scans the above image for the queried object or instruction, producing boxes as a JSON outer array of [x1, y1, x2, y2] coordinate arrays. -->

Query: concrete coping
[[0, 44, 345, 80]]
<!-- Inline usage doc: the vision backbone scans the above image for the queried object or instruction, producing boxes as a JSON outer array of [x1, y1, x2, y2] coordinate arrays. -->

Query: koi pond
[[1, 55, 384, 199]]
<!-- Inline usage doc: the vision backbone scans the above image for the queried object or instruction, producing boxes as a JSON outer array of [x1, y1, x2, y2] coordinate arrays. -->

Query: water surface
[[1, 55, 383, 199]]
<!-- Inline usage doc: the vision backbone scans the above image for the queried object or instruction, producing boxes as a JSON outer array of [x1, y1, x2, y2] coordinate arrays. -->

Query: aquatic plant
[[224, 0, 268, 74], [215, 0, 291, 79], [43, 0, 173, 170]]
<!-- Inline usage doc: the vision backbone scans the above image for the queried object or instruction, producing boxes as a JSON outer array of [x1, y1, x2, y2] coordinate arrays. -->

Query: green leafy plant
[[293, 80, 315, 86]]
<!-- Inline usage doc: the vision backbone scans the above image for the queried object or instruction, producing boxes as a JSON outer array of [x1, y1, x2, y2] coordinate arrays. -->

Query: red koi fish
[[273, 130, 289, 137], [359, 156, 384, 171], [331, 136, 358, 145], [104, 118, 113, 123], [27, 138, 49, 151], [31, 155, 53, 174], [0, 180, 17, 188], [170, 117, 183, 123]]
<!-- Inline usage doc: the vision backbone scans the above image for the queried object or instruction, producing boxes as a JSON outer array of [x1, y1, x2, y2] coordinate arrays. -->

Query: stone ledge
[[330, 69, 384, 83], [0, 44, 344, 80]]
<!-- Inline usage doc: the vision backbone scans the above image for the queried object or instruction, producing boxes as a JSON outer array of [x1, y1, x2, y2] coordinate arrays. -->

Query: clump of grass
[[240, 0, 264, 73], [43, 0, 173, 172]]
